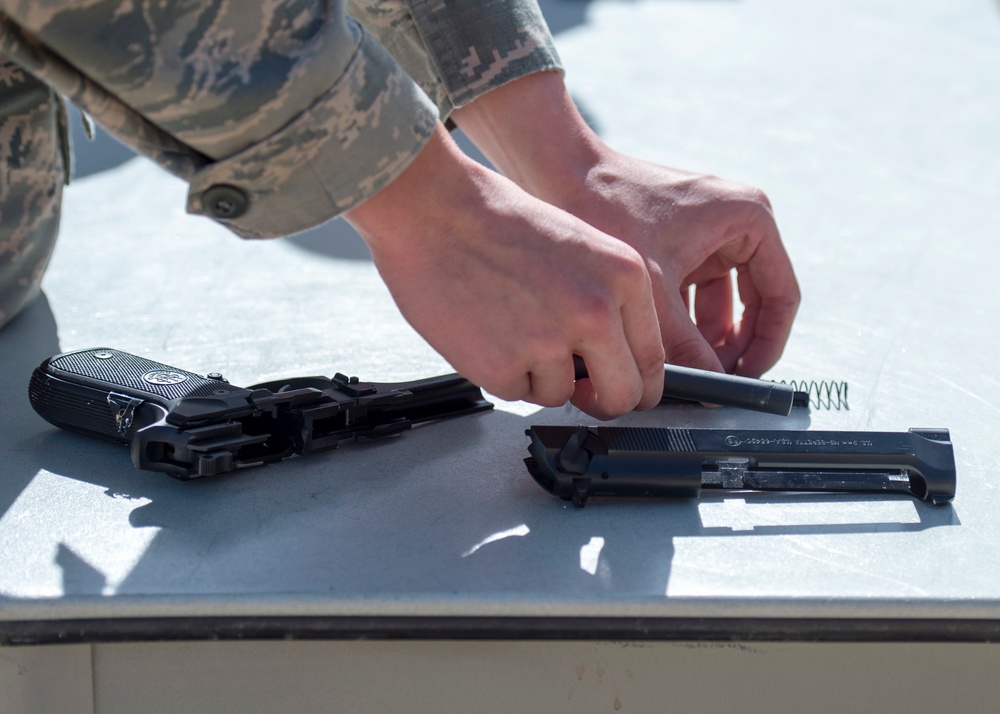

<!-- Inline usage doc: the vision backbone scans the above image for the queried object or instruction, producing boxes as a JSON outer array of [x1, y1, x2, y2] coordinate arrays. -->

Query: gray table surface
[[2, 0, 999, 630]]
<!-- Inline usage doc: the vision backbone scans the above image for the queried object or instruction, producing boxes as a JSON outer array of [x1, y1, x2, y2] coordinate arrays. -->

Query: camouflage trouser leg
[[0, 55, 67, 331]]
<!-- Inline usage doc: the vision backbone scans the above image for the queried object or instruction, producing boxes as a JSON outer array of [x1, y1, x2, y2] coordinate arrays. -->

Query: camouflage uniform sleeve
[[0, 1, 439, 239], [347, 1, 562, 116], [403, 0, 563, 109], [346, 0, 453, 119]]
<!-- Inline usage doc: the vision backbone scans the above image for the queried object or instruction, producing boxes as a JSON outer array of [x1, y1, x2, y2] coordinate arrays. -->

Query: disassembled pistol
[[525, 425, 956, 507]]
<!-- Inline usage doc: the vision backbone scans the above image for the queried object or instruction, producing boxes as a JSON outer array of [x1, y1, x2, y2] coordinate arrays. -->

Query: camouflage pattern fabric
[[0, 0, 562, 324], [349, 1, 562, 115], [0, 55, 66, 330], [347, 0, 454, 119], [0, 1, 560, 240], [405, 0, 562, 107], [0, 1, 439, 238], [0, 19, 209, 181]]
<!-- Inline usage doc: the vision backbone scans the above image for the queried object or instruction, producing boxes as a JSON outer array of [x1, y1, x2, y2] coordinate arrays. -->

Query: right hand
[[345, 124, 665, 420]]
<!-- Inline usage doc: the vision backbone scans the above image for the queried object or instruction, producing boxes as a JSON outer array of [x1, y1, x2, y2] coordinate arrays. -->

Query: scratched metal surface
[[2, 0, 999, 623]]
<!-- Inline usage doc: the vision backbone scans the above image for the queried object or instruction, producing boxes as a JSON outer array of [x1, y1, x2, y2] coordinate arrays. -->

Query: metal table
[[3, 0, 999, 711]]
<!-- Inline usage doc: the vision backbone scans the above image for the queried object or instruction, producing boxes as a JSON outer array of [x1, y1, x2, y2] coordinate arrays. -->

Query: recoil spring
[[781, 379, 849, 410]]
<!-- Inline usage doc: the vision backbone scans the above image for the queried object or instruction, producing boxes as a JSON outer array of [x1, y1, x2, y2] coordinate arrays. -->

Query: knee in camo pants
[[0, 55, 68, 331]]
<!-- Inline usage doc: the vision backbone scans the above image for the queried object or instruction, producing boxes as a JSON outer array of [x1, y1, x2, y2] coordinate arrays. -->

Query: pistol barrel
[[572, 356, 799, 415]]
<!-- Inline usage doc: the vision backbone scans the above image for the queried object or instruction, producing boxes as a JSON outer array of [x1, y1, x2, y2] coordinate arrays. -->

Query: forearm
[[344, 123, 666, 418], [450, 70, 604, 207], [345, 123, 494, 256]]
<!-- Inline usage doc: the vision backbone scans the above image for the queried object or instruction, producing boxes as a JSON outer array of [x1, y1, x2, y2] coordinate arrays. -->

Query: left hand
[[452, 71, 800, 377], [543, 152, 799, 377]]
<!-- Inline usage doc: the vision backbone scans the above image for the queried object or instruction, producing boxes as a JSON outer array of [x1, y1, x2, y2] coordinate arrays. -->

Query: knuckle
[[714, 177, 771, 207], [769, 282, 802, 317], [601, 380, 645, 416], [712, 180, 775, 221], [635, 343, 667, 379], [490, 384, 528, 402], [786, 286, 802, 312], [533, 382, 575, 409], [666, 336, 714, 370], [698, 172, 772, 211], [525, 348, 576, 408], [583, 261, 651, 321], [531, 339, 572, 369], [741, 185, 773, 211], [569, 291, 617, 333], [612, 248, 650, 284], [478, 365, 528, 402]]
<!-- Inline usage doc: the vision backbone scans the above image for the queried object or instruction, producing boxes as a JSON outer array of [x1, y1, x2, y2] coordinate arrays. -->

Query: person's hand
[[345, 124, 666, 419], [543, 155, 798, 378], [452, 72, 800, 377]]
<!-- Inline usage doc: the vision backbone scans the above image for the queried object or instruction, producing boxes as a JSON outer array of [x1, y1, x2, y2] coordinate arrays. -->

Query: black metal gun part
[[525, 425, 956, 507], [571, 355, 806, 415], [29, 348, 493, 479]]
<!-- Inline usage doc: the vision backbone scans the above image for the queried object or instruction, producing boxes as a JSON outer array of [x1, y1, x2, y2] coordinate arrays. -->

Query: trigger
[[107, 392, 144, 437]]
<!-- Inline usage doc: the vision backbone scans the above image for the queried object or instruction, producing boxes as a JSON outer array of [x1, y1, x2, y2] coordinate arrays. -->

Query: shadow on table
[[0, 294, 60, 521]]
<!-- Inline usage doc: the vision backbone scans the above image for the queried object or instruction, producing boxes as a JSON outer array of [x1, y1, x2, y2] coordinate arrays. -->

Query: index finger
[[571, 285, 665, 419], [729, 223, 800, 377]]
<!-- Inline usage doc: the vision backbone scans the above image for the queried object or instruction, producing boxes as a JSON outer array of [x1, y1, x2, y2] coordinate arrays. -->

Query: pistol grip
[[28, 347, 231, 443]]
